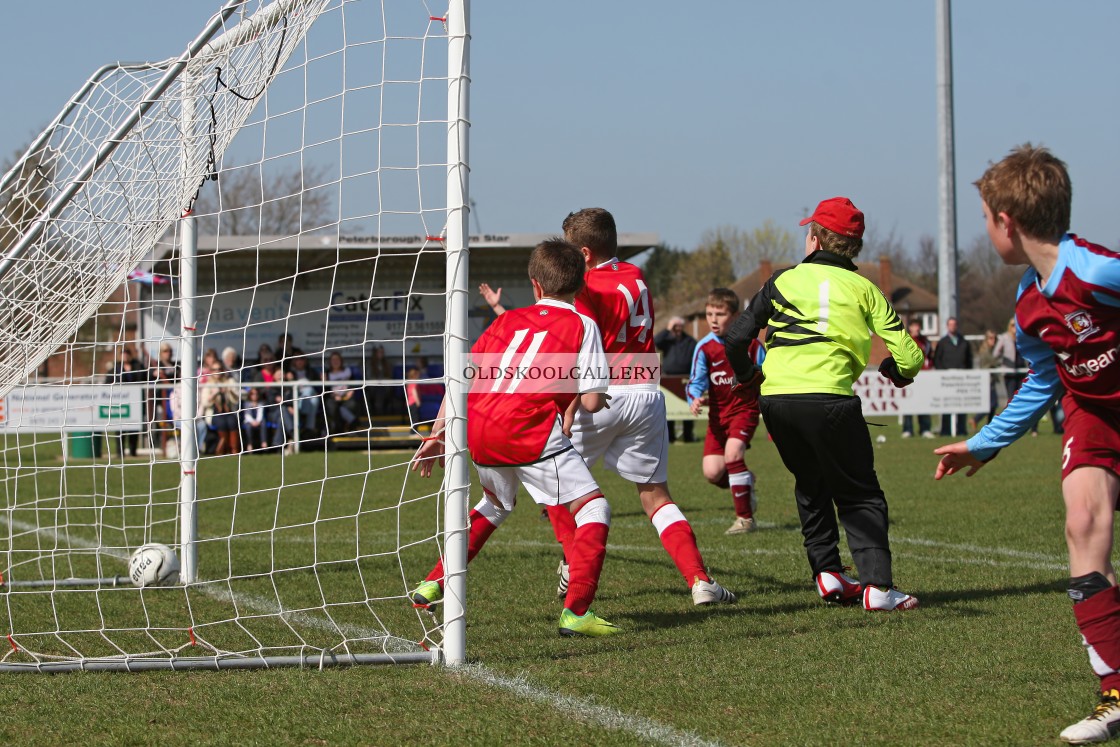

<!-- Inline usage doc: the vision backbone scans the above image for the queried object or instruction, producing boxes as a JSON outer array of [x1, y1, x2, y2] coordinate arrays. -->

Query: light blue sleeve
[[1064, 238, 1120, 305], [755, 343, 766, 367], [965, 326, 1060, 461], [686, 342, 709, 403]]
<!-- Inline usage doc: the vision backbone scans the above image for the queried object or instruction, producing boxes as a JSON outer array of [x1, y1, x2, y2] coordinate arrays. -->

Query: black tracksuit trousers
[[760, 393, 894, 588]]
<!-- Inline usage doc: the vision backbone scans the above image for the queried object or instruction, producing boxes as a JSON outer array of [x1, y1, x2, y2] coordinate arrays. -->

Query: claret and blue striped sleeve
[[965, 317, 1060, 463], [686, 334, 713, 404]]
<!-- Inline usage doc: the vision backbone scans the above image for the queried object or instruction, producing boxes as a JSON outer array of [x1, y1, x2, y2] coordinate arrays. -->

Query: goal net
[[0, 0, 471, 671]]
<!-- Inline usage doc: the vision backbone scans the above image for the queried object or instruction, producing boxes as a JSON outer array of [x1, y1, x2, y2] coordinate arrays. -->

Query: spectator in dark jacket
[[654, 316, 698, 443], [933, 317, 973, 436], [113, 346, 147, 457], [901, 320, 935, 438]]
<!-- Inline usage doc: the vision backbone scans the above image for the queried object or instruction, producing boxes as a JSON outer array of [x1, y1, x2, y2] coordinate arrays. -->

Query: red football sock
[[651, 502, 707, 585], [563, 496, 609, 616], [547, 504, 577, 559], [423, 508, 498, 585], [1074, 585, 1120, 692], [726, 459, 754, 519]]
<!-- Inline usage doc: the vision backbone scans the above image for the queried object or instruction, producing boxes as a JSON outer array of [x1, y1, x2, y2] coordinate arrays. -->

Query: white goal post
[[0, 0, 470, 670]]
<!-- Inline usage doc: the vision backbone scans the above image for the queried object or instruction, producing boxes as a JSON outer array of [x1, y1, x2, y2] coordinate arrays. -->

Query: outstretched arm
[[934, 326, 1060, 480], [933, 441, 987, 479], [479, 283, 506, 315], [725, 279, 774, 384], [411, 396, 447, 477]]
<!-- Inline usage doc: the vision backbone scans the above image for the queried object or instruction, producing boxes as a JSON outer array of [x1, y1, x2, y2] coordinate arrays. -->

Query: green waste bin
[[68, 432, 103, 459]]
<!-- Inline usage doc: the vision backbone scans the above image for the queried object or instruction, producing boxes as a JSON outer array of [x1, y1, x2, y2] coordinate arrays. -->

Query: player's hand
[[689, 398, 703, 416], [562, 408, 575, 437], [933, 441, 985, 479], [410, 434, 446, 477], [878, 356, 914, 388], [731, 365, 764, 396], [479, 283, 501, 308]]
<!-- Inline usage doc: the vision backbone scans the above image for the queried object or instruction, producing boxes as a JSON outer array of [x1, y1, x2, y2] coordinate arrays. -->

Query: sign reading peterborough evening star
[[0, 385, 145, 432], [854, 369, 990, 416]]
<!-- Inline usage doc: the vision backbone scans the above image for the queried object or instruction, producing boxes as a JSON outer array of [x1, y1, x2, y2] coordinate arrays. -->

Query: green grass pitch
[[0, 421, 1093, 746]]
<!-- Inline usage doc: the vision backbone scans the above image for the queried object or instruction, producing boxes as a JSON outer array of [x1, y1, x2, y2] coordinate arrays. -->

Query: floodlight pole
[[935, 0, 959, 329]]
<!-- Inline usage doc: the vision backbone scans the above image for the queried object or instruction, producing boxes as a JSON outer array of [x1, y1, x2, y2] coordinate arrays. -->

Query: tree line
[[641, 221, 1028, 336]]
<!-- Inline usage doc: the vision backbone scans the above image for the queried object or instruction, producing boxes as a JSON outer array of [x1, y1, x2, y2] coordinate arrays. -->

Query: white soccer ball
[[128, 543, 181, 587], [876, 434, 887, 444]]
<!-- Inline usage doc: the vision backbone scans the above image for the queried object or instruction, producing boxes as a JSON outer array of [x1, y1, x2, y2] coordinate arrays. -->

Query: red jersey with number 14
[[575, 258, 654, 382], [468, 299, 606, 467]]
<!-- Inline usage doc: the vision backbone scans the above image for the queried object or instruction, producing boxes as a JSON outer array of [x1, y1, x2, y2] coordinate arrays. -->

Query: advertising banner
[[0, 384, 145, 432]]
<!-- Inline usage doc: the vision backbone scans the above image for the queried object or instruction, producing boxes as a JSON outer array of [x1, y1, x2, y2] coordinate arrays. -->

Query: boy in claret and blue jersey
[[934, 144, 1120, 744], [687, 288, 765, 535]]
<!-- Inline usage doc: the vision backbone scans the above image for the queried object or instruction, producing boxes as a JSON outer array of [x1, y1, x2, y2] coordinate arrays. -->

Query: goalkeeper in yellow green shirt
[[724, 196, 924, 611]]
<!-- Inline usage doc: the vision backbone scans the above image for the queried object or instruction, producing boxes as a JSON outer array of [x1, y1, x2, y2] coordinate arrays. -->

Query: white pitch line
[[457, 664, 725, 747], [0, 516, 723, 746]]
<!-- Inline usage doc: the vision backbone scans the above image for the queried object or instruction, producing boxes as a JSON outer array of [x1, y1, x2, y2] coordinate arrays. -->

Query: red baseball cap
[[799, 196, 865, 238]]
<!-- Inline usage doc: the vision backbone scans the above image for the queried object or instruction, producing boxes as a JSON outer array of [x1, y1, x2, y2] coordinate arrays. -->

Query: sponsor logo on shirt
[[1059, 341, 1120, 378], [1064, 310, 1099, 342], [711, 371, 734, 386]]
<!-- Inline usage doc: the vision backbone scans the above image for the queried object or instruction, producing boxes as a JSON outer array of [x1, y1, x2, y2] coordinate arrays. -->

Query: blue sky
[[2, 1, 1118, 256]]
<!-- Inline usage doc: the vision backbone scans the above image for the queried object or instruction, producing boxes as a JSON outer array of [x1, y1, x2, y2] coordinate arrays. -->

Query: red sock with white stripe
[[1073, 583, 1120, 692], [562, 495, 610, 616], [651, 502, 708, 585], [424, 497, 509, 585], [726, 459, 754, 519]]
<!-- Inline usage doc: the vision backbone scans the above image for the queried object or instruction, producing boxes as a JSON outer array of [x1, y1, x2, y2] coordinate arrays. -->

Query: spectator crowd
[[103, 335, 440, 457]]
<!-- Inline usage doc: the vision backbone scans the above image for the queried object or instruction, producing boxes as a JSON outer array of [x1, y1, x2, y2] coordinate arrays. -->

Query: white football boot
[[815, 570, 863, 606], [1060, 690, 1120, 744], [863, 585, 920, 611], [691, 576, 737, 605]]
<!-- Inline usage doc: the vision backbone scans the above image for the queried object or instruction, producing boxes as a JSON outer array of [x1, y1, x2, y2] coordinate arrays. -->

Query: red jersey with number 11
[[468, 299, 606, 467]]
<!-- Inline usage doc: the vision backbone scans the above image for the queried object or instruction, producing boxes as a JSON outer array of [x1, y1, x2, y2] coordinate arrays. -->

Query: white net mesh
[[0, 0, 464, 670]]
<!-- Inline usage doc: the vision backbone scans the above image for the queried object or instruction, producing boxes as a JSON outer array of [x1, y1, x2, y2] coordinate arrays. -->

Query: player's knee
[[701, 464, 723, 483], [573, 495, 611, 527], [473, 496, 511, 527], [1069, 571, 1113, 603], [1065, 505, 1108, 543]]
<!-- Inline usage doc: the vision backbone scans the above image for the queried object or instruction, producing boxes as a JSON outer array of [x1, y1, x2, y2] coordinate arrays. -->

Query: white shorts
[[474, 447, 600, 510], [570, 388, 668, 484]]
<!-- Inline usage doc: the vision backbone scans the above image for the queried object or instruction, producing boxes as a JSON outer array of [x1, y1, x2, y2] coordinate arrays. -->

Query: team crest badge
[[1063, 310, 1098, 342], [540, 309, 548, 315]]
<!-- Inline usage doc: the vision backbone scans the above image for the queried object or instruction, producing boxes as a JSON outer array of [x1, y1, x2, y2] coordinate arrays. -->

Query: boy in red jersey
[[554, 207, 736, 606], [410, 239, 620, 637], [687, 288, 765, 534], [933, 145, 1120, 743]]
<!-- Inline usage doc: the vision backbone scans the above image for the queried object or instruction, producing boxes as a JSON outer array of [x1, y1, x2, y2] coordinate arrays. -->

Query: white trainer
[[1061, 690, 1120, 744], [691, 576, 737, 605], [725, 516, 756, 535], [556, 559, 569, 599], [863, 585, 920, 611], [815, 570, 862, 606]]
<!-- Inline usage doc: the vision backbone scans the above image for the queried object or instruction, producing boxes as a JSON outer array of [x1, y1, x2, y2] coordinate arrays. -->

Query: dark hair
[[706, 288, 740, 313], [974, 143, 1071, 242], [528, 239, 586, 296], [562, 207, 617, 259]]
